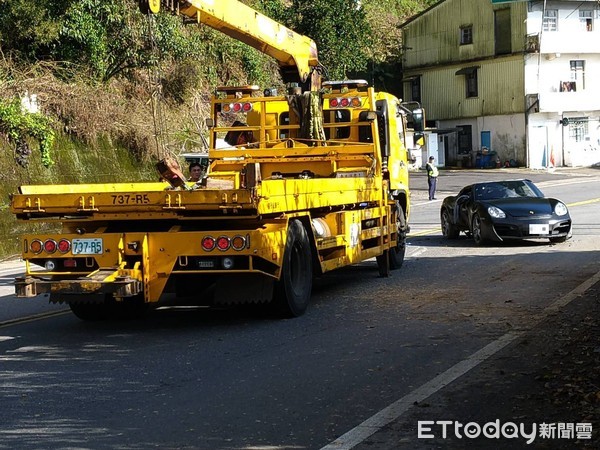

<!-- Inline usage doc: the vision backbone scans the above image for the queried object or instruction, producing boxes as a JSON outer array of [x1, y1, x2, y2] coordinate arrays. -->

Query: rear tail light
[[225, 102, 253, 113], [216, 236, 230, 251], [43, 239, 57, 254], [202, 235, 248, 252], [329, 97, 361, 108], [202, 236, 216, 251], [57, 239, 71, 253]]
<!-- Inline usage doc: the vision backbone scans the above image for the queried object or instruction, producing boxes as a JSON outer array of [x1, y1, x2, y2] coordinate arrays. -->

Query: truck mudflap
[[15, 269, 143, 300]]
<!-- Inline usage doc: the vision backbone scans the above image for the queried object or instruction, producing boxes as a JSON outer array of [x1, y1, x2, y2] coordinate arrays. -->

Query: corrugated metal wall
[[401, 0, 528, 120], [406, 56, 524, 120], [402, 0, 527, 67]]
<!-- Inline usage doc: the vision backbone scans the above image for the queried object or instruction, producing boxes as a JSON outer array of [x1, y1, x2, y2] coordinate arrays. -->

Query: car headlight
[[488, 206, 506, 218], [554, 202, 568, 216]]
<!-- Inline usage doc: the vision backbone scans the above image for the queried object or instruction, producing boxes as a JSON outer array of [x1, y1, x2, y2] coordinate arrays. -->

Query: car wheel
[[441, 209, 460, 239], [471, 214, 485, 246]]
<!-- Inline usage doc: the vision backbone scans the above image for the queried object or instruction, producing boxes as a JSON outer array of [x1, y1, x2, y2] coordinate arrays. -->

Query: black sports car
[[440, 179, 572, 245]]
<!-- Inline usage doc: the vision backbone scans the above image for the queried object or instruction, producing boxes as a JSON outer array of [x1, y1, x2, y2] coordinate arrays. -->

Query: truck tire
[[273, 219, 313, 317], [377, 202, 406, 276], [69, 300, 110, 321], [376, 252, 390, 277], [69, 295, 147, 321], [389, 203, 407, 270], [113, 295, 148, 320]]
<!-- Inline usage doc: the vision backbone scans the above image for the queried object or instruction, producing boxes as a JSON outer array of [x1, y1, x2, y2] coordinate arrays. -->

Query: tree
[[286, 0, 371, 80], [58, 0, 202, 82], [0, 0, 70, 60]]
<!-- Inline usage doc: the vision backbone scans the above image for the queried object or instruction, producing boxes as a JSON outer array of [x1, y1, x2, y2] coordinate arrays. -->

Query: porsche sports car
[[440, 179, 572, 245]]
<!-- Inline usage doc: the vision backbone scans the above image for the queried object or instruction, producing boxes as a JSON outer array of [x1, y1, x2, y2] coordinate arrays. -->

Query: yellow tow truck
[[10, 0, 419, 320]]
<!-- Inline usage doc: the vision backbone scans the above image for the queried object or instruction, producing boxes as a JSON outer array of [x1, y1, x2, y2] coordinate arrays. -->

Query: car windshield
[[473, 180, 543, 200]]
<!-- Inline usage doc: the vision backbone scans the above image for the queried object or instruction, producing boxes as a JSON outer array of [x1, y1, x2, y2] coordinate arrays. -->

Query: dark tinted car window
[[474, 180, 543, 200]]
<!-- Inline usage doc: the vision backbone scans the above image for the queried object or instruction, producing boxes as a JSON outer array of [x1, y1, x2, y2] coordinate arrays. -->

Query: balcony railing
[[525, 33, 540, 53]]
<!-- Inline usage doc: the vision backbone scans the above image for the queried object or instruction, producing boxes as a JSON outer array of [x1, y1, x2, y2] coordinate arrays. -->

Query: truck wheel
[[377, 202, 406, 276], [376, 252, 390, 277], [113, 295, 148, 320], [389, 203, 407, 270], [69, 300, 110, 321], [273, 219, 313, 317]]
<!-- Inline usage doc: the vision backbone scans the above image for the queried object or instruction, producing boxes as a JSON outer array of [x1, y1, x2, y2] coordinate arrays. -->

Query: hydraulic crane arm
[[140, 0, 322, 90]]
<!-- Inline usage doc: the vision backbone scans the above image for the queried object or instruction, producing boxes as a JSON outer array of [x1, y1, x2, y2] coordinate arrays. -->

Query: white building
[[400, 0, 600, 168]]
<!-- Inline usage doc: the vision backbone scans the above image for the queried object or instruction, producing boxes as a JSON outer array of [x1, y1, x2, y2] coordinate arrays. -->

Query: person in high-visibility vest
[[426, 156, 439, 200]]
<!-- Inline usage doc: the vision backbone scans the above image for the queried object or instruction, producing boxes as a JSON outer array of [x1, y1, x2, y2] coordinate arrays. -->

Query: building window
[[410, 76, 421, 103], [494, 9, 511, 55], [568, 119, 588, 143], [570, 60, 585, 90], [456, 67, 479, 98], [560, 81, 576, 92], [543, 9, 558, 32], [460, 25, 473, 45], [579, 10, 593, 31], [466, 70, 478, 98]]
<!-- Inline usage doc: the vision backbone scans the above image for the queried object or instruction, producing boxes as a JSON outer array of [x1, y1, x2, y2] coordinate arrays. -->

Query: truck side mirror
[[412, 108, 425, 132], [414, 132, 425, 147]]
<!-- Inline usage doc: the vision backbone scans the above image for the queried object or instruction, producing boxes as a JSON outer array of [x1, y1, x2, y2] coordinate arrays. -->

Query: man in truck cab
[[188, 162, 203, 182]]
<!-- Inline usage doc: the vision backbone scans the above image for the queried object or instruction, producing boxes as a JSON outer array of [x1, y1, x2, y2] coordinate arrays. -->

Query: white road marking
[[321, 268, 600, 450]]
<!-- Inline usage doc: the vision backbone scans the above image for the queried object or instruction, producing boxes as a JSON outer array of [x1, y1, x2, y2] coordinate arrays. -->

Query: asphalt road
[[0, 166, 598, 449]]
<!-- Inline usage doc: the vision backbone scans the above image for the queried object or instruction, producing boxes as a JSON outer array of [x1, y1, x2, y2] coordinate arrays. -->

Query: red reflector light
[[30, 239, 43, 254], [330, 98, 339, 107], [233, 103, 242, 112], [340, 98, 350, 107], [242, 102, 252, 112], [202, 236, 216, 251], [57, 239, 71, 253], [44, 239, 57, 254], [216, 236, 230, 251], [63, 259, 77, 268]]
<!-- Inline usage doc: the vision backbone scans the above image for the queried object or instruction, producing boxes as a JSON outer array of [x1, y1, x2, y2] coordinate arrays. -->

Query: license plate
[[72, 238, 103, 255], [529, 224, 549, 235]]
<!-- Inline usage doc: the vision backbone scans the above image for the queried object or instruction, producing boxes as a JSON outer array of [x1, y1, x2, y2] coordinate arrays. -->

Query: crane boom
[[141, 0, 321, 90]]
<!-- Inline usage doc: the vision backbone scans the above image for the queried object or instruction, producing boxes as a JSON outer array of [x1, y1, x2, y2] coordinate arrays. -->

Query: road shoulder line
[[321, 268, 600, 450]]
